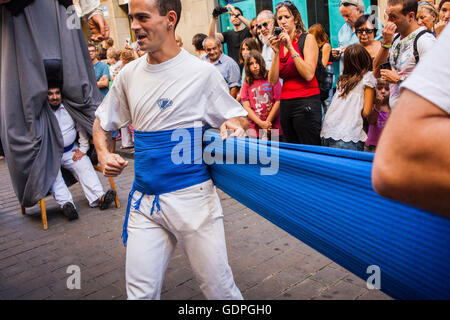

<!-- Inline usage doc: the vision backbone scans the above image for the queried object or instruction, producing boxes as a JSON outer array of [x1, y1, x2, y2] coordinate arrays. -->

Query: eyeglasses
[[257, 19, 273, 30], [355, 28, 375, 34], [275, 1, 295, 10]]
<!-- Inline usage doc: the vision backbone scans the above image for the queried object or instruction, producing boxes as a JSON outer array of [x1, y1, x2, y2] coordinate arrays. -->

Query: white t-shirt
[[388, 27, 436, 109], [95, 49, 247, 132], [321, 72, 377, 143], [401, 25, 450, 114]]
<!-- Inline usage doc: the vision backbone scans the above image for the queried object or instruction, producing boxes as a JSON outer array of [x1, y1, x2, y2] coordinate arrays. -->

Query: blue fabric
[[63, 142, 75, 153], [121, 127, 210, 245], [205, 130, 450, 300], [93, 61, 110, 98], [202, 54, 241, 88]]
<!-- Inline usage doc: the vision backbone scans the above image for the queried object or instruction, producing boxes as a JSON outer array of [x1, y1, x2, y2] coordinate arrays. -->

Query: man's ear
[[167, 10, 178, 30]]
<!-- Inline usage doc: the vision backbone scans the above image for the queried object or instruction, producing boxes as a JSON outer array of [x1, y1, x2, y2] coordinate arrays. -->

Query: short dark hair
[[192, 33, 208, 51], [155, 0, 182, 29], [234, 7, 243, 15], [387, 0, 418, 16]]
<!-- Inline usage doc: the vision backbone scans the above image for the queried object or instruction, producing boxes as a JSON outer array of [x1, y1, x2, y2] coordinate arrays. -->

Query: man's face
[[256, 15, 274, 41], [230, 12, 242, 26], [129, 0, 170, 53], [204, 39, 221, 62], [386, 4, 410, 33], [88, 47, 97, 61], [340, 5, 362, 27], [48, 88, 62, 108]]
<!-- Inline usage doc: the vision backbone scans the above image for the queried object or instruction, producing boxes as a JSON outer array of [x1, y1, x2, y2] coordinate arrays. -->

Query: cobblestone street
[[0, 156, 391, 300]]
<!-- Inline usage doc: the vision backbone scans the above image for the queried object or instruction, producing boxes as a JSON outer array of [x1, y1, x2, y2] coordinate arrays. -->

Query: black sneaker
[[99, 189, 116, 210], [62, 202, 78, 221]]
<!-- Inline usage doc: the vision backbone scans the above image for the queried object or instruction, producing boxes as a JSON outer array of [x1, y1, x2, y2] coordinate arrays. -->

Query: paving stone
[[315, 279, 368, 300]]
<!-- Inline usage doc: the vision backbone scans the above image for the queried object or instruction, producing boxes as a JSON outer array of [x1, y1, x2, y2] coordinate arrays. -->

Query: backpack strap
[[297, 33, 308, 59], [413, 29, 433, 63]]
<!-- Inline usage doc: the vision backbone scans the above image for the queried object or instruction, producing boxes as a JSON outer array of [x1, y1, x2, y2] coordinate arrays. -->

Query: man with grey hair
[[202, 36, 241, 98], [332, 0, 383, 74], [256, 10, 275, 70]]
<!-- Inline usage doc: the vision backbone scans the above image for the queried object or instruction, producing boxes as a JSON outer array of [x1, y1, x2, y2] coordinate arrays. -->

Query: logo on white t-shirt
[[157, 98, 173, 110]]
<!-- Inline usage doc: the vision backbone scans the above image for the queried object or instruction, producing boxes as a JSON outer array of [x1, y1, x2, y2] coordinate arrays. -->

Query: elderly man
[[256, 10, 275, 70], [201, 36, 241, 98], [332, 0, 383, 74]]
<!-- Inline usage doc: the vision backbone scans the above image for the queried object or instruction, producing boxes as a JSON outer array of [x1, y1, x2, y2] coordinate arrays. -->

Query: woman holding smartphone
[[268, 1, 321, 145]]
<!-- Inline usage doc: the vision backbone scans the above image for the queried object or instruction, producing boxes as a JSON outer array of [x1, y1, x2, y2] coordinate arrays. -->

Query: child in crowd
[[364, 79, 391, 152], [321, 44, 375, 151], [240, 50, 282, 140], [237, 38, 261, 102]]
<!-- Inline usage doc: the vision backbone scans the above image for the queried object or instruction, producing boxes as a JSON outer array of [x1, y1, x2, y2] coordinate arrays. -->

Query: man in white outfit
[[48, 87, 116, 220], [93, 0, 248, 300]]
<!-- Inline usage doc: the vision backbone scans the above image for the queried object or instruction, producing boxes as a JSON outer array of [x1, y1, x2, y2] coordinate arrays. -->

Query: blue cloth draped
[[121, 127, 210, 245], [204, 130, 450, 300]]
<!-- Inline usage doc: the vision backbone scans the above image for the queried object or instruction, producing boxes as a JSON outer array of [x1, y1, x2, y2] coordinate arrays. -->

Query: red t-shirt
[[240, 79, 283, 138], [279, 36, 320, 100]]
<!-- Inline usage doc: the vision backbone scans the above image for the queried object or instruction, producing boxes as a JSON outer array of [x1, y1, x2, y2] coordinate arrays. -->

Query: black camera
[[380, 62, 392, 70], [273, 27, 283, 37], [213, 6, 228, 18]]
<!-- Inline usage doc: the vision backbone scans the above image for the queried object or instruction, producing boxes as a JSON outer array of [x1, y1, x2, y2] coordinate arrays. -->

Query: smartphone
[[273, 27, 283, 38], [380, 62, 392, 70]]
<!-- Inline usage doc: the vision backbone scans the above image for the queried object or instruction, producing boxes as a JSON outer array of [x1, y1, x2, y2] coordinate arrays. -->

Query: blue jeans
[[322, 138, 364, 151]]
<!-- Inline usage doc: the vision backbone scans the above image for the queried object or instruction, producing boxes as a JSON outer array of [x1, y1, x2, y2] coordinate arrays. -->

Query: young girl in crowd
[[364, 79, 391, 152], [321, 44, 375, 151], [237, 38, 261, 102], [240, 50, 282, 140]]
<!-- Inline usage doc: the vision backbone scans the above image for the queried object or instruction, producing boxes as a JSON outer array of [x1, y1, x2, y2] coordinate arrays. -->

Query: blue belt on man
[[122, 127, 210, 246], [63, 142, 75, 153]]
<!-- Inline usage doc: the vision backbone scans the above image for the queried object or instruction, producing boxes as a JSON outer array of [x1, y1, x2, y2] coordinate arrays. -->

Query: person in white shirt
[[374, 0, 436, 109], [92, 0, 248, 300], [372, 24, 450, 218], [256, 10, 276, 70], [48, 87, 116, 220]]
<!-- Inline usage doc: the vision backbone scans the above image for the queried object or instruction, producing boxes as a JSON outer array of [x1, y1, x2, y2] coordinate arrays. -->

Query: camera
[[273, 27, 283, 37], [380, 62, 392, 70], [213, 5, 228, 18]]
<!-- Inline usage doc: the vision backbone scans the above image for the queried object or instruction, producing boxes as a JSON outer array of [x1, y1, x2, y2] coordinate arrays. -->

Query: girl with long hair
[[241, 50, 282, 140], [321, 44, 376, 151], [268, 1, 322, 145]]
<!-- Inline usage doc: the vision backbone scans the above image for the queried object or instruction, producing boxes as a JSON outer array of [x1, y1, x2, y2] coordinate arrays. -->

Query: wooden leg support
[[40, 198, 48, 230], [21, 206, 26, 215], [108, 177, 120, 209]]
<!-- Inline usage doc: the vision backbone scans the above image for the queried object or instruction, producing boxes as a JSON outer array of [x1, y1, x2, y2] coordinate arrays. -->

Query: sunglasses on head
[[257, 19, 272, 29], [356, 28, 375, 34], [275, 1, 295, 10]]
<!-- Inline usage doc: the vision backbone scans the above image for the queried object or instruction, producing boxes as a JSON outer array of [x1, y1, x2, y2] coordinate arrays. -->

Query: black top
[[222, 28, 252, 67], [4, 0, 72, 16]]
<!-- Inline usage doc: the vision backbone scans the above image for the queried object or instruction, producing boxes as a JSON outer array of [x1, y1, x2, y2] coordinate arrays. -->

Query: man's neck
[[146, 39, 181, 65], [401, 22, 420, 39], [92, 58, 99, 65], [234, 24, 245, 32]]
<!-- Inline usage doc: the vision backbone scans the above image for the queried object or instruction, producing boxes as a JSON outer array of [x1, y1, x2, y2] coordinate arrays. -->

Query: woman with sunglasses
[[354, 14, 381, 59], [268, 1, 322, 145]]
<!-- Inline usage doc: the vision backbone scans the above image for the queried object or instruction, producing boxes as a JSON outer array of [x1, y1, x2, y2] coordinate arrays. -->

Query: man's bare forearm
[[93, 118, 111, 158]]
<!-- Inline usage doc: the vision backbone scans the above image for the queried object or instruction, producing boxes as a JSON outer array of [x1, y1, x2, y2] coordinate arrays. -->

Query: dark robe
[[0, 0, 102, 207]]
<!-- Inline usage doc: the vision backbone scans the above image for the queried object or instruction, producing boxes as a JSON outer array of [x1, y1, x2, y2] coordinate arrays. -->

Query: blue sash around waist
[[63, 142, 75, 153], [122, 127, 210, 245]]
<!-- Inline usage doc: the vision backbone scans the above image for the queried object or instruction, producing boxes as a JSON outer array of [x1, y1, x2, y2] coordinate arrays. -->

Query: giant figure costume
[[0, 0, 102, 207]]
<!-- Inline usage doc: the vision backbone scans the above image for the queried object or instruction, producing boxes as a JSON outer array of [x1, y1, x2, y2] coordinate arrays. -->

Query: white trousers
[[120, 126, 133, 148], [126, 179, 243, 300], [50, 145, 105, 208]]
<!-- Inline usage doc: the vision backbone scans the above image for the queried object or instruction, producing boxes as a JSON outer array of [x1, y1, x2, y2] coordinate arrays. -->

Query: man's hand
[[72, 149, 85, 162], [88, 14, 110, 42], [98, 152, 128, 177], [380, 68, 400, 83], [226, 4, 238, 16], [220, 117, 248, 140], [382, 22, 397, 45]]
